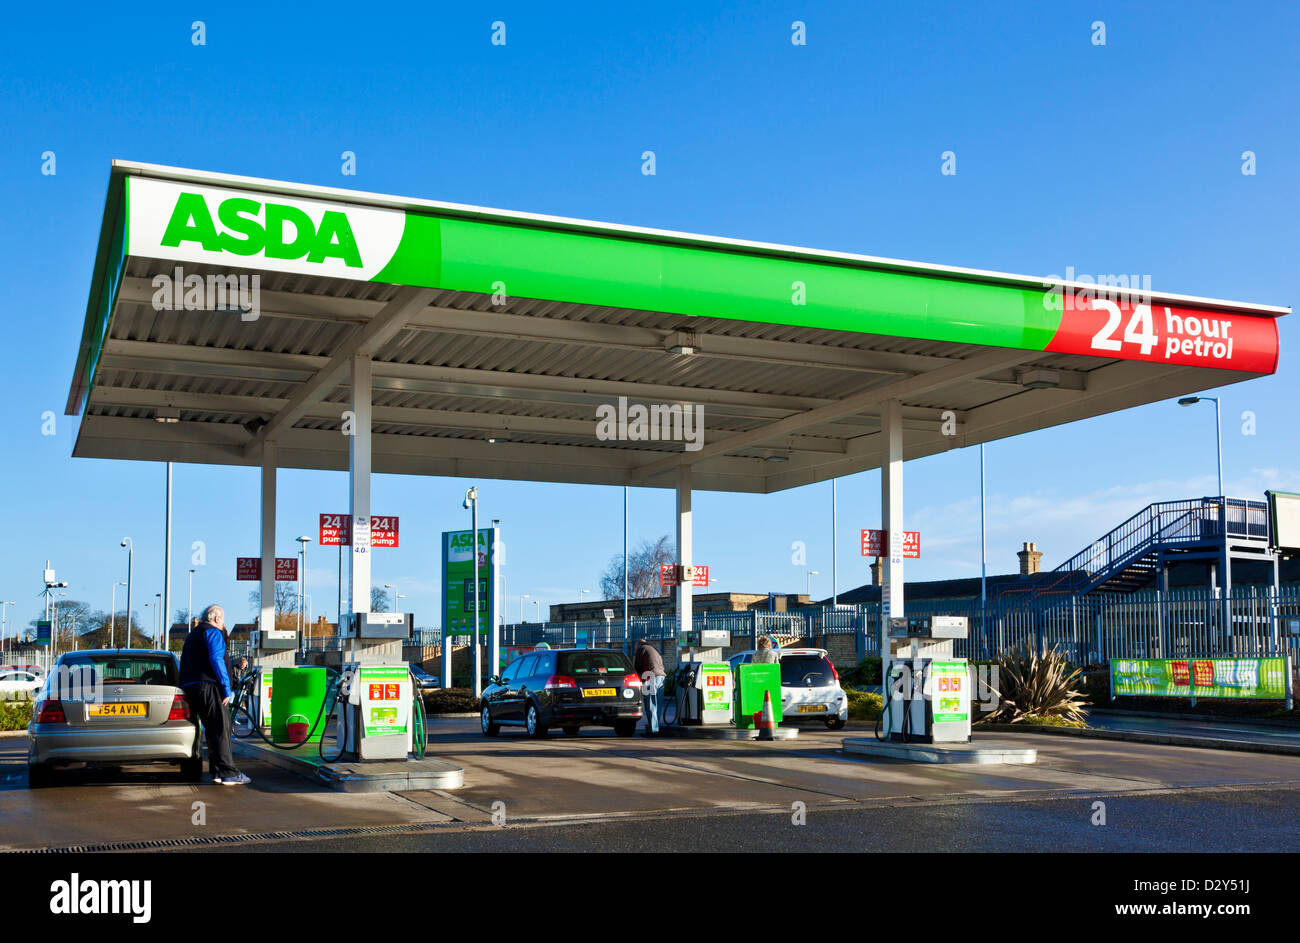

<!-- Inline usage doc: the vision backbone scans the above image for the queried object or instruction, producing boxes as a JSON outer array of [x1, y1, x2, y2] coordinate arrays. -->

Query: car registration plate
[[582, 688, 616, 698], [796, 704, 827, 713], [88, 702, 148, 717]]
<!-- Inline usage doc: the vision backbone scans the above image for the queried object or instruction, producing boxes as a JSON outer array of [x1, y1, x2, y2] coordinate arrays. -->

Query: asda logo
[[449, 532, 483, 550], [159, 192, 363, 268]]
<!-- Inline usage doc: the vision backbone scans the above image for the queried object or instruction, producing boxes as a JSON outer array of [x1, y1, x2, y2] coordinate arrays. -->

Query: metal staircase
[[1020, 497, 1271, 602]]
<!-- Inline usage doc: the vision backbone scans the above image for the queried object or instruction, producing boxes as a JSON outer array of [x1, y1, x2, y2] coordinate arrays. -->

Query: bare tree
[[598, 535, 675, 600], [247, 582, 300, 617], [371, 587, 390, 612]]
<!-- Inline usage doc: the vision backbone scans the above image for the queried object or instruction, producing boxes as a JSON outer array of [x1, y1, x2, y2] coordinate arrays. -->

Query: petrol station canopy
[[67, 161, 1288, 493]]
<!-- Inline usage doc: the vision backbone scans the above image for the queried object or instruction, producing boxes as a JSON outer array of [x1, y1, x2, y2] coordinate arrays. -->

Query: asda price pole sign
[[1111, 657, 1290, 700], [441, 527, 500, 638]]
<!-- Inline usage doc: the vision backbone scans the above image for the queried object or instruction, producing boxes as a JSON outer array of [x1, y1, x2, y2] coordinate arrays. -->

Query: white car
[[0, 669, 44, 701], [728, 647, 848, 729]]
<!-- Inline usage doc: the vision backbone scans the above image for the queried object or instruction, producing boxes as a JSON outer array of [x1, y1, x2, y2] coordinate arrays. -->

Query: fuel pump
[[879, 616, 971, 744], [247, 628, 296, 729], [672, 630, 733, 726], [337, 612, 414, 760]]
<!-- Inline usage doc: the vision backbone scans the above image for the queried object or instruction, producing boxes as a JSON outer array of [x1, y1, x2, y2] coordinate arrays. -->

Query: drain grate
[[10, 821, 458, 854]]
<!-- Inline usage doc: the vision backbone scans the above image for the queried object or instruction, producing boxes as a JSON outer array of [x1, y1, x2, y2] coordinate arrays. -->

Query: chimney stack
[[1018, 541, 1043, 576], [870, 558, 883, 587]]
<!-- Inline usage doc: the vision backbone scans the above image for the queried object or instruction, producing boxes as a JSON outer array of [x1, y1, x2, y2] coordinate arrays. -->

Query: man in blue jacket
[[179, 604, 249, 785]]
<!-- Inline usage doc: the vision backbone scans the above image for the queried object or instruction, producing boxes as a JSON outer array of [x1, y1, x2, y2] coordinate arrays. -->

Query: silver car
[[27, 649, 202, 787]]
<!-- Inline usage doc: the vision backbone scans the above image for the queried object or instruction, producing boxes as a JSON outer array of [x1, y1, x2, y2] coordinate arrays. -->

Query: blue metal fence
[[409, 583, 1300, 665]]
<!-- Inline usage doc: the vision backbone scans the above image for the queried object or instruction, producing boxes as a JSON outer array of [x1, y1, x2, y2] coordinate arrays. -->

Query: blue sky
[[1, 1, 1297, 634]]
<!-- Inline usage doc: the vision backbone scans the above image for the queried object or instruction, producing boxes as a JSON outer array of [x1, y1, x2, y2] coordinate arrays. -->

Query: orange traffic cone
[[756, 689, 776, 741]]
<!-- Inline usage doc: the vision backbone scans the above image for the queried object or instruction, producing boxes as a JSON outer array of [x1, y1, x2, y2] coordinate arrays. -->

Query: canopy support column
[[348, 355, 373, 617], [880, 399, 904, 677], [259, 440, 277, 635], [676, 465, 693, 648]]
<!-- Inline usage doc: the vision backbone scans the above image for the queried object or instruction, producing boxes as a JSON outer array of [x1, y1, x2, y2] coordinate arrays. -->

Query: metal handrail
[[998, 497, 1269, 602]]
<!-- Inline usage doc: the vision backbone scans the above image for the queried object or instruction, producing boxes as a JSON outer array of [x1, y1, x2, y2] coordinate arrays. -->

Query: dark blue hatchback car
[[480, 648, 643, 738]]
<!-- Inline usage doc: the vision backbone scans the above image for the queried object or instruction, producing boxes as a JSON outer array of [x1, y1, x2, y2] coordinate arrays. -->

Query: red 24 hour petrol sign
[[1045, 298, 1279, 373]]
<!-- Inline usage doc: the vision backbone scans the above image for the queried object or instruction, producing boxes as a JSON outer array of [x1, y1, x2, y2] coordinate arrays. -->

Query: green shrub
[[0, 702, 33, 731], [843, 686, 883, 721], [981, 644, 1088, 726], [840, 656, 881, 688], [423, 687, 480, 714], [1018, 713, 1087, 728]]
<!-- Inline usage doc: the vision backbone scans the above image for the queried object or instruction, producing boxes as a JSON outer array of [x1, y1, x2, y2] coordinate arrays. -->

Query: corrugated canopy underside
[[72, 256, 1264, 493]]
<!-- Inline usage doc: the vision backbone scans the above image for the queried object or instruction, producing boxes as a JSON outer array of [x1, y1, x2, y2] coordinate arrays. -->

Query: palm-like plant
[[984, 644, 1088, 725]]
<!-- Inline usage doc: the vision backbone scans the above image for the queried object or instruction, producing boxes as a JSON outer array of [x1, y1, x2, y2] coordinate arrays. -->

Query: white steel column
[[163, 463, 173, 649], [676, 465, 693, 644], [259, 441, 277, 633], [348, 355, 373, 616], [880, 399, 904, 674]]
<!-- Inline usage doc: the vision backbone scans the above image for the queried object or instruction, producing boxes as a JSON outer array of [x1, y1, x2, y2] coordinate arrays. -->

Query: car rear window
[[60, 655, 178, 686], [557, 651, 631, 677], [780, 654, 835, 686]]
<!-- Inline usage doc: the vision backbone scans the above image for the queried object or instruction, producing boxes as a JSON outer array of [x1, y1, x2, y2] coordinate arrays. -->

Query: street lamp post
[[52, 594, 68, 660], [110, 581, 126, 648], [534, 599, 541, 623], [296, 535, 312, 653], [384, 583, 395, 612], [463, 487, 481, 695], [980, 442, 987, 609], [154, 593, 162, 647], [0, 601, 13, 658], [1178, 396, 1224, 497], [120, 538, 134, 649], [831, 478, 838, 607], [187, 568, 196, 632], [164, 462, 173, 659], [520, 593, 530, 624], [807, 569, 819, 600]]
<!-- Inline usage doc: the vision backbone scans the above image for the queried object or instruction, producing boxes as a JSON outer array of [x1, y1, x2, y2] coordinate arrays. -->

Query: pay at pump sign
[[319, 514, 399, 547]]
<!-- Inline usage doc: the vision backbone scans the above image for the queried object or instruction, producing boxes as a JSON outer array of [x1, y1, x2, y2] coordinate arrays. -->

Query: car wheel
[[562, 726, 580, 736], [614, 720, 637, 737], [481, 705, 500, 737], [525, 703, 548, 738], [825, 716, 847, 730], [27, 762, 53, 789], [180, 756, 204, 782]]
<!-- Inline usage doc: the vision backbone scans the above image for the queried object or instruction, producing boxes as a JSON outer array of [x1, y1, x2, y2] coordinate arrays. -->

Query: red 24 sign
[[1046, 298, 1278, 374]]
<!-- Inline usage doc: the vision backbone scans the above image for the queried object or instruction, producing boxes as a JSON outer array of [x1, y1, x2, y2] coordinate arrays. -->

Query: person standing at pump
[[753, 635, 779, 664], [634, 638, 666, 737], [178, 604, 249, 785]]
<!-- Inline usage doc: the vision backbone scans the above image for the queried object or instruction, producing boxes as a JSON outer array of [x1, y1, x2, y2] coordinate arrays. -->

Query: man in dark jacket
[[178, 604, 248, 785], [634, 638, 667, 737]]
